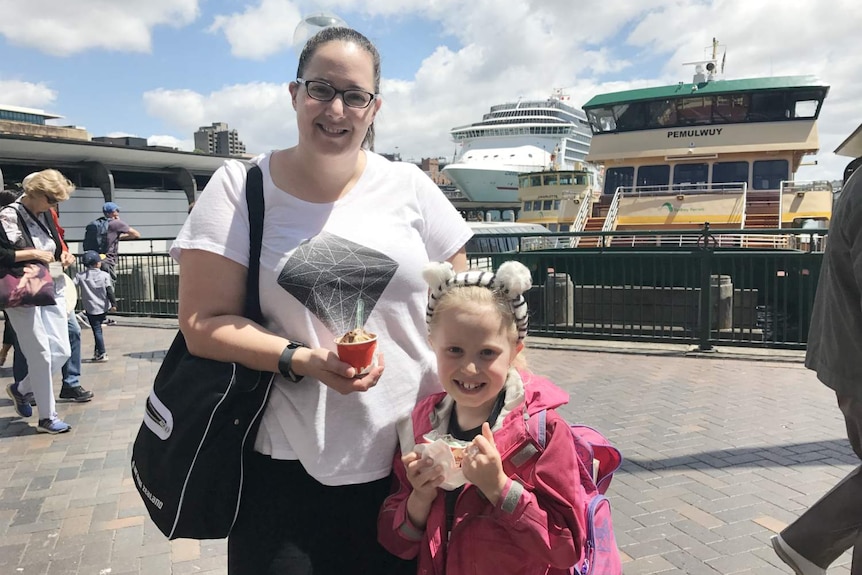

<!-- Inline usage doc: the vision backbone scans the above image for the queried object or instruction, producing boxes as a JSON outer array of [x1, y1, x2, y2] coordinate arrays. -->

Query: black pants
[[782, 393, 862, 573], [227, 453, 416, 575]]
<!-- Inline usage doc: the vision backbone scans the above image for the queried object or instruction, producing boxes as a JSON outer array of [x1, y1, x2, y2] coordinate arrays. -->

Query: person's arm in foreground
[[178, 249, 383, 394]]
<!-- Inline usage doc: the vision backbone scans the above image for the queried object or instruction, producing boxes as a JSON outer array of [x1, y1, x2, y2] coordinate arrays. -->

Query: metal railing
[[89, 228, 827, 349], [465, 226, 828, 350]]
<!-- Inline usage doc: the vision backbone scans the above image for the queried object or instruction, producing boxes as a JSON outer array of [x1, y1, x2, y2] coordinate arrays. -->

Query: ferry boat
[[577, 39, 833, 248], [442, 90, 593, 203], [516, 164, 601, 238]]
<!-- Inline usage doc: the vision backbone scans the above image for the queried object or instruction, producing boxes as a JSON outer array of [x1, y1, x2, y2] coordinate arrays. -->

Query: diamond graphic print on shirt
[[277, 232, 399, 335]]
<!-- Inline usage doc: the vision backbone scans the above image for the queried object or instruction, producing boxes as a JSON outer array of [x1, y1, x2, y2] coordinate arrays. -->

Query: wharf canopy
[[0, 134, 242, 242]]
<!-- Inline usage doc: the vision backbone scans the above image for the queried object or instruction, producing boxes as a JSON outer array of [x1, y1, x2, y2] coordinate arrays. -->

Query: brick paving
[[0, 321, 856, 574]]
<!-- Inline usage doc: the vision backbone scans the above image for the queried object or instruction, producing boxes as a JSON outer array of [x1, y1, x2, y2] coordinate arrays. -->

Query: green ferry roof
[[583, 75, 827, 109]]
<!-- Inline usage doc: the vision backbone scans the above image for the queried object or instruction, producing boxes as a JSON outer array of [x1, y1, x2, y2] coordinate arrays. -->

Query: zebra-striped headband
[[422, 261, 532, 341]]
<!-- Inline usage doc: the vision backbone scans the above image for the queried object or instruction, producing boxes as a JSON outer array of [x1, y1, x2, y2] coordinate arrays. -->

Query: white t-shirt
[[171, 151, 472, 485]]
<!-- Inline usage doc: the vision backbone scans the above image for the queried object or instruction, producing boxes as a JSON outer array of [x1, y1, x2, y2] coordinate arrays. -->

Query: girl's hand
[[402, 450, 445, 501], [291, 347, 384, 394], [462, 422, 508, 505]]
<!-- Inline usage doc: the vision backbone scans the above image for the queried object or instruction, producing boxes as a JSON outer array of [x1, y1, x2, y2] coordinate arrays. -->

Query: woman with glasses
[[172, 26, 471, 575], [1, 169, 76, 434]]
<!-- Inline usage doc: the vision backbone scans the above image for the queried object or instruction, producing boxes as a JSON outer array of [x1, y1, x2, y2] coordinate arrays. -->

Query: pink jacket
[[378, 371, 586, 575]]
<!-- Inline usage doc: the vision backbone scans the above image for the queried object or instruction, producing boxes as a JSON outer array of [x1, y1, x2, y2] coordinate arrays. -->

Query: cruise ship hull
[[442, 164, 522, 202]]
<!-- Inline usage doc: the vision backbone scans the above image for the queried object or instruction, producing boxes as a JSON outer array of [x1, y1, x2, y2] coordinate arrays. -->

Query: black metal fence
[[467, 227, 827, 350], [91, 227, 826, 349]]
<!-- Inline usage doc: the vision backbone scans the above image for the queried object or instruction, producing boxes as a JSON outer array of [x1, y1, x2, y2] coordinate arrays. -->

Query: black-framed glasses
[[296, 78, 377, 109]]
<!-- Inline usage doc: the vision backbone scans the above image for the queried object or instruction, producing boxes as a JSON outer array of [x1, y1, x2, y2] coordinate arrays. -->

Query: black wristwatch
[[278, 341, 307, 383]]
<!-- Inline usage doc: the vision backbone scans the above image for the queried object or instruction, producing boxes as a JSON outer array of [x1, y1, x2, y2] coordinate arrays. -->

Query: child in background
[[74, 250, 116, 362], [378, 261, 586, 575]]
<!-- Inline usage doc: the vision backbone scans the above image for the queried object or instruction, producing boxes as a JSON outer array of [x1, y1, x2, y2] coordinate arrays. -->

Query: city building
[[193, 122, 246, 156], [0, 104, 90, 141]]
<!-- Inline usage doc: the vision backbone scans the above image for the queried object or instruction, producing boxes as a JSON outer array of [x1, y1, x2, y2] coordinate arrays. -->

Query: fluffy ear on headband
[[423, 260, 532, 341]]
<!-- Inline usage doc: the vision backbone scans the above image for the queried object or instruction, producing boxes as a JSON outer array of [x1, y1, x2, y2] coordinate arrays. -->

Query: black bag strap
[[244, 165, 265, 324]]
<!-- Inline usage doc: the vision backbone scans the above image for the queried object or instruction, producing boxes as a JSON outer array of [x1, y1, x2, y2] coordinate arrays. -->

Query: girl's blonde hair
[[423, 261, 533, 368], [22, 169, 74, 203]]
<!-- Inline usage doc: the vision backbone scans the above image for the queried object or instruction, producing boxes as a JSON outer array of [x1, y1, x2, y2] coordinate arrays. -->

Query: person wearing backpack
[[84, 202, 140, 283], [379, 261, 619, 575]]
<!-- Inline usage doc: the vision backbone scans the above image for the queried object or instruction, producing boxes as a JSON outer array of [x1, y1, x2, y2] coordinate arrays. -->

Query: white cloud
[[143, 83, 296, 154], [0, 0, 200, 55], [138, 0, 859, 182], [148, 135, 193, 151], [0, 79, 57, 109], [209, 0, 302, 59]]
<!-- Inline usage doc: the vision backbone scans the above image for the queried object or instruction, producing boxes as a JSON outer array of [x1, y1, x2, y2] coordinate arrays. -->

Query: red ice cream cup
[[335, 335, 378, 373]]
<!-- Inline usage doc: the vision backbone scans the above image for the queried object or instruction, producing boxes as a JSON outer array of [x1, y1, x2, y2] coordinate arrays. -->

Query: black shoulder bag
[[130, 166, 276, 540]]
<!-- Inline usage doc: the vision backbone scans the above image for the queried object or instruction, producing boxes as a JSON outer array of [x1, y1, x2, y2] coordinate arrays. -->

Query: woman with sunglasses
[[1, 169, 76, 434], [172, 26, 472, 575]]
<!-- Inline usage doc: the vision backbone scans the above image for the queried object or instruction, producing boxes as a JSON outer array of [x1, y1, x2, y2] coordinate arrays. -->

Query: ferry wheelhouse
[[577, 48, 831, 248], [516, 165, 601, 239]]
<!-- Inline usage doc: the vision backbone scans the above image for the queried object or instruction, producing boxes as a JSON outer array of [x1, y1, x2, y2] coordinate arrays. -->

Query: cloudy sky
[[0, 0, 858, 180]]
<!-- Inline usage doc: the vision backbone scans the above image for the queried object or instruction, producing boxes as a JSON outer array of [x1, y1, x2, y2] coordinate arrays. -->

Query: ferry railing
[[568, 192, 594, 247], [600, 187, 623, 246]]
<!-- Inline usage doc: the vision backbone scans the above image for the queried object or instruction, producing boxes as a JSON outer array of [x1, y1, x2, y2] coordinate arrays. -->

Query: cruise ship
[[442, 90, 593, 202]]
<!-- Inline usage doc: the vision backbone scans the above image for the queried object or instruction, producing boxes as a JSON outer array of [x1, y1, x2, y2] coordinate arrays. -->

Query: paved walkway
[[0, 321, 856, 574]]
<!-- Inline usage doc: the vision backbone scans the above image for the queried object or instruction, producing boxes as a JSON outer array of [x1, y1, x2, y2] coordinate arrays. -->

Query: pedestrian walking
[[771, 169, 862, 574]]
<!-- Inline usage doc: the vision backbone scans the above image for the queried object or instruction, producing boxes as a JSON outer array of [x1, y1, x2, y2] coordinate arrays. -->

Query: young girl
[[378, 261, 586, 575]]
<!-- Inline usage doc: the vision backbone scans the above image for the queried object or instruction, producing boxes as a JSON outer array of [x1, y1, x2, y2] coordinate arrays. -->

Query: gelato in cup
[[335, 328, 377, 374]]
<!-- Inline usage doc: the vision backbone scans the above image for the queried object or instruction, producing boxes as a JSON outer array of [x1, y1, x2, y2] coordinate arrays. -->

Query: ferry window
[[604, 167, 634, 194], [614, 103, 648, 131], [712, 161, 749, 189], [673, 163, 708, 190], [542, 200, 553, 210], [558, 173, 574, 185], [574, 174, 587, 185], [789, 89, 826, 119], [523, 202, 532, 212], [793, 99, 818, 119], [559, 224, 570, 232], [649, 100, 677, 127], [530, 175, 542, 186], [519, 176, 528, 187], [713, 94, 749, 123], [543, 174, 558, 186], [749, 92, 788, 122], [636, 165, 670, 189], [548, 224, 558, 232], [677, 97, 712, 125], [554, 200, 561, 210], [532, 200, 541, 210], [753, 160, 789, 190], [587, 108, 616, 133]]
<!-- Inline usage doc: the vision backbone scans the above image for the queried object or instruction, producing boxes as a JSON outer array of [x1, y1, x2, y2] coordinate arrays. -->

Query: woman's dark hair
[[296, 27, 380, 151]]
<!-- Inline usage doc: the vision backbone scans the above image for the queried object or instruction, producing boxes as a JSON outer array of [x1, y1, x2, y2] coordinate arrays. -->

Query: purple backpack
[[529, 410, 623, 575]]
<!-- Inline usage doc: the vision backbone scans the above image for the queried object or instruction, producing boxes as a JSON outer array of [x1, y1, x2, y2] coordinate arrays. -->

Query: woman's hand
[[462, 423, 508, 505], [60, 251, 76, 268], [291, 347, 385, 394]]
